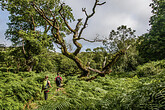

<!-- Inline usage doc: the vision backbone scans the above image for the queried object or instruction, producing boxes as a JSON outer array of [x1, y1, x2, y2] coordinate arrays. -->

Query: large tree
[[1, 0, 130, 78], [0, 0, 62, 71], [103, 25, 139, 73], [137, 0, 165, 61], [103, 25, 136, 53]]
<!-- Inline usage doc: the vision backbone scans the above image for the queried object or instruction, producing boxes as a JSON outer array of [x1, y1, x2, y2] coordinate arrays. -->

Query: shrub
[[136, 60, 165, 77], [0, 72, 44, 109]]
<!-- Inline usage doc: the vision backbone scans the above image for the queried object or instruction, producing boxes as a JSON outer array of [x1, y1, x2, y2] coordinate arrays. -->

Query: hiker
[[55, 72, 62, 91], [41, 76, 52, 100]]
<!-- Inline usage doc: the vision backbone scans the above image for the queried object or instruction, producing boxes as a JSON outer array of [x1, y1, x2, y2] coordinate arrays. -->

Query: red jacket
[[55, 76, 62, 81]]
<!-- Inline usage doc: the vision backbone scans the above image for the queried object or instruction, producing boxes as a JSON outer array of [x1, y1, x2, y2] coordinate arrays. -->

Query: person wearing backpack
[[41, 76, 52, 100], [55, 73, 62, 91]]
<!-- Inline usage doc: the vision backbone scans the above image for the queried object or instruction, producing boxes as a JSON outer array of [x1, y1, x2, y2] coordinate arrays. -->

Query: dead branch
[[102, 57, 107, 68], [78, 38, 96, 42], [87, 67, 103, 74], [82, 8, 88, 16], [78, 0, 106, 39], [86, 45, 131, 81], [97, 2, 106, 5]]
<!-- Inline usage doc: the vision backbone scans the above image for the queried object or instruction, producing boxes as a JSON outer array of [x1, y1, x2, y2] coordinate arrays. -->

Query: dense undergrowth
[[37, 71, 165, 110], [0, 71, 57, 110], [0, 60, 165, 110]]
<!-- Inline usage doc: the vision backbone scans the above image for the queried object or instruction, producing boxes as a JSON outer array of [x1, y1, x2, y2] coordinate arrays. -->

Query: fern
[[1, 60, 165, 110], [0, 71, 43, 109]]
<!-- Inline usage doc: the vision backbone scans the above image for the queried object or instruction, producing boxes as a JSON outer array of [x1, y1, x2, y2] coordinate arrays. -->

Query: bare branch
[[72, 40, 82, 55], [72, 19, 83, 55], [51, 27, 61, 45], [78, 38, 96, 42], [87, 67, 103, 74], [82, 8, 88, 16], [76, 36, 104, 43], [78, 0, 106, 38], [97, 2, 106, 5], [126, 45, 131, 50], [102, 57, 107, 68]]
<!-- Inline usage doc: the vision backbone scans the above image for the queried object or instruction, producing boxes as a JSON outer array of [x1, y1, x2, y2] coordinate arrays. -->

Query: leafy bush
[[0, 72, 45, 110], [36, 67, 165, 110], [96, 70, 165, 110], [1, 60, 165, 110], [136, 60, 165, 77], [57, 56, 81, 75]]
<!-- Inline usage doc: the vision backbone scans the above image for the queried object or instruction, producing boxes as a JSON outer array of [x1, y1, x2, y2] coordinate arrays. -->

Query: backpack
[[43, 80, 49, 90], [56, 77, 61, 86]]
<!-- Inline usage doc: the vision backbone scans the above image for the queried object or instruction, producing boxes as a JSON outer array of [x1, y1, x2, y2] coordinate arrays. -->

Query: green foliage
[[0, 0, 75, 72], [92, 47, 107, 69], [112, 44, 140, 74], [0, 60, 165, 110], [60, 58, 78, 74], [34, 52, 58, 73], [102, 25, 141, 73], [121, 70, 165, 110], [0, 51, 5, 62], [0, 46, 58, 73], [96, 71, 165, 110], [0, 47, 19, 72], [54, 54, 81, 75], [137, 0, 165, 61], [0, 1, 165, 109], [37, 75, 108, 110], [34, 60, 165, 110], [103, 25, 136, 53], [0, 71, 44, 110], [78, 52, 96, 70], [136, 60, 165, 77]]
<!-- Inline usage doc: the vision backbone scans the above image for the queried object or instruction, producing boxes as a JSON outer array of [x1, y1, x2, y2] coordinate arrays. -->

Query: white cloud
[[64, 0, 152, 34], [63, 0, 152, 51], [0, 0, 152, 50], [0, 10, 11, 46]]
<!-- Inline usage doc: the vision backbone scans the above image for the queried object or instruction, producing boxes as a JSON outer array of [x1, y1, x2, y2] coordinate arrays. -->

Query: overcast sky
[[0, 0, 152, 51]]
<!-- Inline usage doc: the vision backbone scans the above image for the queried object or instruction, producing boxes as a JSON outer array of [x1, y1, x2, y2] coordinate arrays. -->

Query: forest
[[0, 0, 165, 109]]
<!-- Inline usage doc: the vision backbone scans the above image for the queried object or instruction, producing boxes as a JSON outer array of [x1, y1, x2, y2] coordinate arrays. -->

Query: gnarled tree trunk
[[32, 0, 130, 79]]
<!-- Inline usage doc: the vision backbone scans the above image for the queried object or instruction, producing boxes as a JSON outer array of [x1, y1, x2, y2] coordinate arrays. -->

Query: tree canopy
[[0, 0, 165, 109], [1, 0, 129, 78], [137, 0, 165, 61]]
